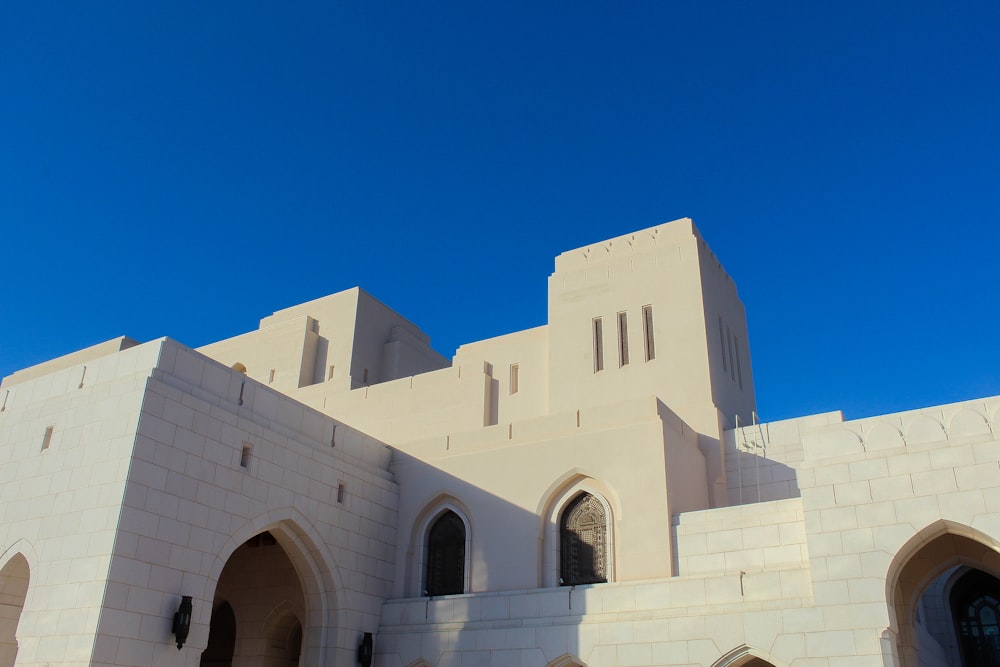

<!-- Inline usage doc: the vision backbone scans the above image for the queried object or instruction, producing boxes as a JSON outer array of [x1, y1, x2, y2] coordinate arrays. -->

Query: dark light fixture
[[172, 596, 193, 650], [358, 631, 373, 667]]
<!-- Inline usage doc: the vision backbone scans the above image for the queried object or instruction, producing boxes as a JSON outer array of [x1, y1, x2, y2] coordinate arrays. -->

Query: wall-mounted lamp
[[172, 596, 193, 650], [358, 631, 373, 667]]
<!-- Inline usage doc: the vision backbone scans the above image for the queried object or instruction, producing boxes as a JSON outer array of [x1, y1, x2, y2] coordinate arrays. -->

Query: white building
[[1, 218, 998, 667]]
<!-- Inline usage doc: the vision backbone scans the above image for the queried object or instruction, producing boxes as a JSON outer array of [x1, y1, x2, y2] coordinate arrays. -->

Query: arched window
[[559, 493, 607, 586], [425, 511, 465, 596], [951, 569, 1000, 667]]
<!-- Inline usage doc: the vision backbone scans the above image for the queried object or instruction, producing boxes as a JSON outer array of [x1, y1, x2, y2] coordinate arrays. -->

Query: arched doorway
[[201, 602, 236, 667], [0, 554, 29, 667], [888, 523, 1000, 667], [262, 609, 303, 667], [202, 532, 306, 667]]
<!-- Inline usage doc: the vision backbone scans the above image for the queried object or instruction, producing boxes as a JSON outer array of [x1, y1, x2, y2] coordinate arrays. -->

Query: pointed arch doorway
[[201, 531, 308, 667], [0, 554, 30, 667]]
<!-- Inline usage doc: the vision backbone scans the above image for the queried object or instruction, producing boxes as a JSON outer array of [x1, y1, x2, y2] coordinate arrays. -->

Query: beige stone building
[[1, 218, 998, 667]]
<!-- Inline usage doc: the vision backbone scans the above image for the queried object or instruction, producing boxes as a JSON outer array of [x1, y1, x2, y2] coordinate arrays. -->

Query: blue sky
[[1, 2, 998, 422]]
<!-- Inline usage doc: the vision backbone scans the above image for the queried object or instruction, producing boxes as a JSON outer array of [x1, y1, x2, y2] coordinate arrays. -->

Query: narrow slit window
[[240, 444, 252, 469], [642, 305, 655, 361], [617, 312, 629, 366], [735, 336, 743, 389], [727, 326, 736, 381], [509, 363, 519, 394], [268, 369, 275, 384], [718, 317, 727, 372], [328, 365, 335, 381], [593, 318, 604, 373], [337, 483, 346, 503], [363, 368, 369, 384], [41, 425, 54, 451]]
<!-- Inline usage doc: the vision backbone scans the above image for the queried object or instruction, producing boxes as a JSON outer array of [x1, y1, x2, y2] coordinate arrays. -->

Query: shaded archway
[[262, 606, 302, 667], [887, 522, 1000, 667], [204, 531, 307, 667], [201, 512, 342, 665], [200, 601, 236, 667], [0, 554, 29, 667]]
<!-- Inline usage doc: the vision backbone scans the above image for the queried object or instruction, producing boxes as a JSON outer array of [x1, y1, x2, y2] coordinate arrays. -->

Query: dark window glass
[[426, 511, 465, 596], [952, 569, 1000, 667]]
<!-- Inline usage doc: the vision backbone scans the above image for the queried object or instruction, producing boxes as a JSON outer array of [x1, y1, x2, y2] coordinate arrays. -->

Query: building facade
[[1, 218, 998, 667]]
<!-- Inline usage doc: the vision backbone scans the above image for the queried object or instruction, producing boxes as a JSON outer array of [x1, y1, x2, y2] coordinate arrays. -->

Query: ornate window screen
[[951, 569, 1000, 667], [425, 511, 465, 596], [559, 493, 608, 585]]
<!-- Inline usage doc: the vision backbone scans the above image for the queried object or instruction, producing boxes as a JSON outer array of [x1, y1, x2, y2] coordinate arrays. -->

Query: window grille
[[559, 493, 608, 585]]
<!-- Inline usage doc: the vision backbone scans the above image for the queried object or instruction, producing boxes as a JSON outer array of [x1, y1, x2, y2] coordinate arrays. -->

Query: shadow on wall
[[726, 446, 800, 505]]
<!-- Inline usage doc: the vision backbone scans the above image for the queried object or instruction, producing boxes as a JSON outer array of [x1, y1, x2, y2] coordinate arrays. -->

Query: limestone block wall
[[294, 363, 492, 446], [722, 413, 844, 506], [90, 340, 399, 667], [453, 325, 550, 425], [546, 218, 756, 438], [0, 336, 140, 389], [375, 566, 815, 667], [789, 396, 1000, 666], [674, 498, 808, 577], [198, 315, 320, 392], [384, 396, 707, 597], [0, 341, 163, 666]]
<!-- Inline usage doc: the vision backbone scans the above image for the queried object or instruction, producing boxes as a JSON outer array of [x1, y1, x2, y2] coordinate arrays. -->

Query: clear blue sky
[[2, 2, 998, 422]]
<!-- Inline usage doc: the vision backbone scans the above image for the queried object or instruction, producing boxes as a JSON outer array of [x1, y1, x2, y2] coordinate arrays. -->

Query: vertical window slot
[[592, 318, 604, 373], [268, 369, 276, 384], [617, 312, 629, 367], [718, 317, 727, 372], [642, 305, 655, 361], [727, 326, 736, 381], [41, 425, 54, 451], [337, 483, 346, 503], [240, 444, 252, 469], [328, 365, 335, 381], [509, 363, 519, 394], [735, 336, 743, 389]]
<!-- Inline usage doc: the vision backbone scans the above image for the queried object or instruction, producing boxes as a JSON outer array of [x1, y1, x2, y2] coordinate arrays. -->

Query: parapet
[[552, 217, 699, 274], [1, 336, 140, 388]]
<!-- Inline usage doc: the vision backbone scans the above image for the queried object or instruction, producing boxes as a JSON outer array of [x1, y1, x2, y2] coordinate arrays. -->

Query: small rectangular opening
[[328, 365, 335, 381], [337, 483, 346, 503], [617, 311, 629, 367], [593, 317, 604, 373], [240, 443, 252, 469], [509, 363, 519, 394], [642, 305, 655, 361], [268, 369, 275, 384], [363, 368, 369, 384], [41, 425, 53, 451]]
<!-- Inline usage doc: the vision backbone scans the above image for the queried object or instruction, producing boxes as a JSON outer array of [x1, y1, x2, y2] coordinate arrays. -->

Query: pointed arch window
[[559, 493, 608, 585], [952, 569, 1000, 667], [425, 511, 465, 596]]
